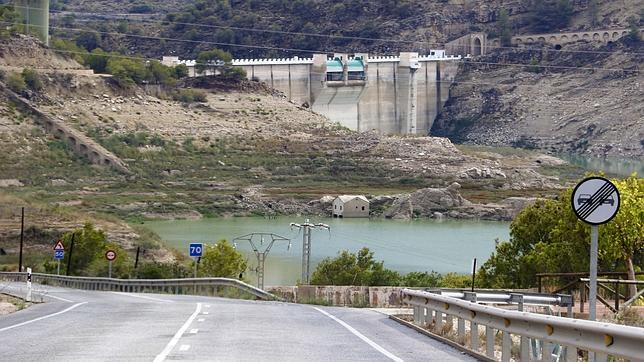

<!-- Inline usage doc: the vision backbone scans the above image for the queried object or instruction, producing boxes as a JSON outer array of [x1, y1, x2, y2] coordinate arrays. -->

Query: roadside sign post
[[105, 250, 117, 278], [53, 240, 65, 275], [26, 267, 32, 302], [571, 176, 620, 323], [189, 243, 203, 278], [471, 258, 477, 292], [189, 243, 203, 294]]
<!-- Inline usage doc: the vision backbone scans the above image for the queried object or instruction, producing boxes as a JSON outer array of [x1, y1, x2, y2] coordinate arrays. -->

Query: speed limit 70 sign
[[189, 243, 203, 257]]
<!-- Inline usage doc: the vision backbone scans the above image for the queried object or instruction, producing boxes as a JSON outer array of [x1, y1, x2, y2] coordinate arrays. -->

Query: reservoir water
[[145, 217, 510, 287]]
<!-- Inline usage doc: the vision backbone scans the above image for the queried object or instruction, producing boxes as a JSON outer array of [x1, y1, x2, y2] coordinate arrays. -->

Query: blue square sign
[[189, 243, 203, 257], [54, 250, 64, 260]]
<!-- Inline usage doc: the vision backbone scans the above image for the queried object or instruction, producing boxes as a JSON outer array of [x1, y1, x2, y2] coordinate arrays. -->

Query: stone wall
[[266, 285, 405, 308]]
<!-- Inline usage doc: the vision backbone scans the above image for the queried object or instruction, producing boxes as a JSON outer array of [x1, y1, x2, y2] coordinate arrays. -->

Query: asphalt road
[[0, 282, 477, 362]]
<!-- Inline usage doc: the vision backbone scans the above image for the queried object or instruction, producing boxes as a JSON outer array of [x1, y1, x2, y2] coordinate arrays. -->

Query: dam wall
[[163, 52, 463, 135]]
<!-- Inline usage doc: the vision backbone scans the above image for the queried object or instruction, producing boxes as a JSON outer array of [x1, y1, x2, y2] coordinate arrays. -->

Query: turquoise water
[[144, 217, 510, 286], [560, 155, 643, 177]]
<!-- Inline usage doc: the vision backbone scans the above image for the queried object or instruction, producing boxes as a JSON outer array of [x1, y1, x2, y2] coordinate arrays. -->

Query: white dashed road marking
[[179, 345, 190, 352]]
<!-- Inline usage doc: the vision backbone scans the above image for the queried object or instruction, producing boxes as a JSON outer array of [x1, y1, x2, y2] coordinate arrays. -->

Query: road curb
[[388, 314, 494, 362]]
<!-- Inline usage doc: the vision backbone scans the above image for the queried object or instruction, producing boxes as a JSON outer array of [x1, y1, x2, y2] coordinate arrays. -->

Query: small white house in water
[[332, 195, 370, 218]]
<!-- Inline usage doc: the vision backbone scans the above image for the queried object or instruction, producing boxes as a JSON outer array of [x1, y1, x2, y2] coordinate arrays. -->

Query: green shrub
[[173, 89, 208, 103], [21, 68, 43, 91], [6, 72, 26, 93]]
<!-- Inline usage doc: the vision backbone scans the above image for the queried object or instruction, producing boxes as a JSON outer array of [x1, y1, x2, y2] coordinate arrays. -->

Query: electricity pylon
[[232, 233, 290, 290], [289, 219, 330, 285]]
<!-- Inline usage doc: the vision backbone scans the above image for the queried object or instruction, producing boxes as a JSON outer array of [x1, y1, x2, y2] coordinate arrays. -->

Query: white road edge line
[[153, 302, 202, 362], [46, 294, 74, 303], [313, 307, 404, 362], [111, 292, 174, 303], [0, 302, 87, 333]]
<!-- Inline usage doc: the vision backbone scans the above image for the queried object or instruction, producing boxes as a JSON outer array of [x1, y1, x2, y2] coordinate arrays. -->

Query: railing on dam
[[402, 288, 644, 361], [0, 272, 280, 301]]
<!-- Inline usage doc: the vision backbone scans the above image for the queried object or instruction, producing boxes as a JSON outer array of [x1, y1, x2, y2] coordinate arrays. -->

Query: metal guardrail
[[402, 289, 644, 361], [424, 289, 574, 307], [0, 272, 280, 301]]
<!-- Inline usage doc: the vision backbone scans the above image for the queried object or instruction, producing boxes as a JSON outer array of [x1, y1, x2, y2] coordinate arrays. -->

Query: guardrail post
[[542, 342, 553, 362], [502, 331, 511, 362], [595, 353, 608, 362], [485, 326, 494, 358], [457, 317, 465, 345], [420, 307, 427, 327], [511, 293, 529, 361], [463, 291, 478, 352], [564, 346, 577, 362]]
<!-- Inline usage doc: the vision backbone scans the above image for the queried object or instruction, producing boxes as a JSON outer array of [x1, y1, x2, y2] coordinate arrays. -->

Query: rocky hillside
[[47, 0, 642, 58], [0, 34, 571, 232], [432, 38, 643, 158]]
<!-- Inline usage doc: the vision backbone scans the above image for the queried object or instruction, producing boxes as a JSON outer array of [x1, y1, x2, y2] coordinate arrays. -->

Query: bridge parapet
[[402, 288, 644, 361]]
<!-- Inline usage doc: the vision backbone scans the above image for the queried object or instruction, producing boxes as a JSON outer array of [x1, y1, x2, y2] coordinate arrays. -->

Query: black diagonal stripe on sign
[[578, 183, 615, 219], [579, 183, 616, 220], [576, 182, 613, 217], [578, 184, 614, 220], [575, 181, 612, 215]]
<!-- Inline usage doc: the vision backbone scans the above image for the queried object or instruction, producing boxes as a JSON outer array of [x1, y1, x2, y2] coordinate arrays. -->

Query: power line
[[4, 21, 639, 74], [8, 4, 643, 56]]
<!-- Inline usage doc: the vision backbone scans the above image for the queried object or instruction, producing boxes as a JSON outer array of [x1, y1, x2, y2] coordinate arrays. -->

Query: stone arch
[[622, 31, 628, 36], [103, 159, 111, 166], [526, 37, 534, 43], [516, 39, 523, 45], [572, 35, 579, 41], [91, 151, 99, 162], [593, 33, 600, 41], [612, 32, 620, 39], [538, 37, 546, 42], [549, 36, 557, 42], [472, 37, 482, 56], [603, 32, 610, 41], [583, 34, 590, 40], [492, 39, 499, 46], [68, 136, 76, 145], [79, 144, 88, 153]]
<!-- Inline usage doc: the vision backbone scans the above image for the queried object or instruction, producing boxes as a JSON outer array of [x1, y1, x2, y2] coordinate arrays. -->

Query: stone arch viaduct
[[0, 82, 129, 173], [498, 28, 643, 48]]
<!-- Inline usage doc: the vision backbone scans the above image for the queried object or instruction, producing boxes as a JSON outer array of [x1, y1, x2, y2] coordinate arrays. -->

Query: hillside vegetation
[[47, 0, 642, 59]]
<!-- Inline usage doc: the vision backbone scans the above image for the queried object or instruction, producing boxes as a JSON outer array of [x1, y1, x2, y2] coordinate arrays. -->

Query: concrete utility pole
[[233, 233, 290, 290], [289, 219, 330, 285]]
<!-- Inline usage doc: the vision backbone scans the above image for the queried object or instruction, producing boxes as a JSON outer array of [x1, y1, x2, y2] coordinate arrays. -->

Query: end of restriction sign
[[571, 176, 620, 225]]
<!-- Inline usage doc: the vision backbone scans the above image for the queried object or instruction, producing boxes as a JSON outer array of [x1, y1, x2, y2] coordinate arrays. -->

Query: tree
[[21, 68, 43, 91], [497, 9, 512, 46], [60, 223, 108, 276], [76, 31, 101, 51], [479, 175, 643, 290], [195, 49, 232, 76], [601, 176, 643, 297], [199, 240, 247, 278], [0, 5, 20, 38], [311, 248, 401, 286]]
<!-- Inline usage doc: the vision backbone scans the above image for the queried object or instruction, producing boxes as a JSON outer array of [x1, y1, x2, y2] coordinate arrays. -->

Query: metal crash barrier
[[0, 272, 280, 301], [402, 288, 644, 361]]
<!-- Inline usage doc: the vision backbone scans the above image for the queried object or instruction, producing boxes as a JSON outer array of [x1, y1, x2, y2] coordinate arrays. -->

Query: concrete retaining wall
[[267, 285, 405, 307]]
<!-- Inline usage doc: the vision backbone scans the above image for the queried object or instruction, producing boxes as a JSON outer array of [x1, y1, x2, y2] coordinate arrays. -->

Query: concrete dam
[[163, 51, 462, 135]]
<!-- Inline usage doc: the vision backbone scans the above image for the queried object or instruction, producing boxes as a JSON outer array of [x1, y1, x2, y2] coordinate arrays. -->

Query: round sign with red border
[[105, 250, 117, 261]]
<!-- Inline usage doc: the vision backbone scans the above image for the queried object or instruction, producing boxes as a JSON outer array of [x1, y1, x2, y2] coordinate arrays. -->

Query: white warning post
[[571, 176, 620, 324]]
